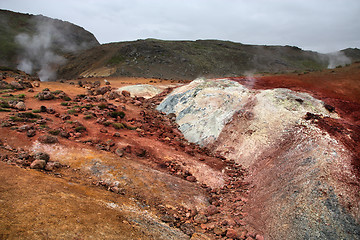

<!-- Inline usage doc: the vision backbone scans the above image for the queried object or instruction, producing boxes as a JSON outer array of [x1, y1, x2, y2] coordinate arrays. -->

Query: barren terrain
[[0, 62, 359, 240]]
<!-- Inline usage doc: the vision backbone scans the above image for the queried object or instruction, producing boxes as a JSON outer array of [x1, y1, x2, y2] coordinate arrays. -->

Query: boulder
[[15, 101, 26, 110], [30, 160, 46, 169]]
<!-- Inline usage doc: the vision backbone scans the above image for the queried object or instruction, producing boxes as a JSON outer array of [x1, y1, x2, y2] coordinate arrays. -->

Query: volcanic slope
[[58, 39, 332, 80], [158, 63, 360, 239], [0, 9, 99, 70], [0, 63, 359, 239], [0, 72, 262, 239]]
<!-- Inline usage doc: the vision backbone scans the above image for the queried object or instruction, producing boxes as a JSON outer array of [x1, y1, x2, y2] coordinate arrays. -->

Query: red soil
[[231, 63, 360, 182]]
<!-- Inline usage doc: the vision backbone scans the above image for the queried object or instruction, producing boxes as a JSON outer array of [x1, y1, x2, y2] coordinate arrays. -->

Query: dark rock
[[30, 160, 46, 169], [45, 161, 61, 171], [180, 223, 195, 236], [186, 176, 197, 182], [213, 227, 226, 236], [38, 91, 55, 100], [115, 148, 124, 157], [18, 124, 30, 132], [27, 129, 36, 137], [95, 86, 111, 95], [194, 214, 208, 224], [161, 214, 176, 223], [60, 131, 70, 138], [206, 205, 219, 216], [40, 106, 47, 112], [34, 152, 50, 162], [10, 81, 24, 89], [121, 90, 131, 97], [324, 104, 335, 112], [46, 107, 55, 114], [38, 135, 58, 144], [226, 228, 239, 239]]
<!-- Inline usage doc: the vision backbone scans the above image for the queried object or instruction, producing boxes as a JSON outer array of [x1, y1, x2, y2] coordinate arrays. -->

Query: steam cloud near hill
[[15, 17, 87, 81]]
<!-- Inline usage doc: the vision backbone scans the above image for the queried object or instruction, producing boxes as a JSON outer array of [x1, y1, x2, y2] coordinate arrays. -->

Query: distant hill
[[0, 9, 99, 80], [57, 39, 332, 80]]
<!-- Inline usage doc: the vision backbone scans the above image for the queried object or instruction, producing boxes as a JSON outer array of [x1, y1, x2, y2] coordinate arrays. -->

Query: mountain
[[58, 39, 332, 80], [0, 9, 99, 80]]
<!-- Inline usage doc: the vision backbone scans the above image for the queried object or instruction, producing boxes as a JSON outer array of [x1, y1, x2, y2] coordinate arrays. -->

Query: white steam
[[15, 16, 88, 81], [244, 70, 257, 88], [327, 51, 351, 69]]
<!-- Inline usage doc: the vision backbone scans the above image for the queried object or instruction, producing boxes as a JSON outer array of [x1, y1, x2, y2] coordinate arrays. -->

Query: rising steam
[[326, 51, 351, 69], [15, 16, 89, 81]]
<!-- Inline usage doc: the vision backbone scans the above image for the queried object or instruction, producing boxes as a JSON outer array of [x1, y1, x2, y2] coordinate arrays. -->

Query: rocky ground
[[0, 63, 359, 239], [0, 72, 264, 240]]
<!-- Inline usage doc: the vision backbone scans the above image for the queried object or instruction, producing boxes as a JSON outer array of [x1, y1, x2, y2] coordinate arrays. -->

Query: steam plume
[[327, 51, 351, 69], [15, 16, 89, 81]]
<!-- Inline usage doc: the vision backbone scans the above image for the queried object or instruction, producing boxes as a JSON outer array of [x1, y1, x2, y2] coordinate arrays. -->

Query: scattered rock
[[10, 81, 24, 89], [30, 160, 46, 169], [15, 101, 26, 111], [213, 227, 226, 236], [45, 161, 61, 171], [226, 228, 239, 239], [38, 135, 58, 144], [113, 132, 121, 137], [95, 86, 111, 95], [121, 90, 131, 97], [34, 152, 50, 162], [27, 129, 36, 137], [194, 214, 208, 224], [180, 223, 195, 236], [37, 91, 55, 100], [115, 148, 124, 157], [190, 233, 211, 240], [186, 176, 197, 182], [255, 234, 265, 240], [40, 106, 47, 112], [206, 205, 219, 216], [17, 124, 30, 132]]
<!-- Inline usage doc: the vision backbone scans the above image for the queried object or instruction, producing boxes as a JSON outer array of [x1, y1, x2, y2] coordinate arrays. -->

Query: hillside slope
[[57, 39, 360, 81], [0, 9, 99, 79], [57, 39, 331, 80]]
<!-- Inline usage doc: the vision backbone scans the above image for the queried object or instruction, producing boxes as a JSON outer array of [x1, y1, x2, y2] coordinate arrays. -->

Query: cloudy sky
[[1, 0, 359, 53]]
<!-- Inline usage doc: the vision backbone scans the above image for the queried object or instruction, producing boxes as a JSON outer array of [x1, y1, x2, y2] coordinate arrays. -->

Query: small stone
[[30, 160, 46, 169], [38, 135, 58, 144], [255, 234, 264, 240], [34, 152, 50, 162], [115, 148, 124, 157], [44, 161, 61, 171], [121, 90, 131, 97], [37, 91, 54, 100], [113, 132, 121, 137], [190, 233, 211, 240], [186, 175, 197, 182], [15, 101, 26, 110], [180, 223, 195, 236], [206, 205, 219, 216], [27, 129, 36, 137], [213, 227, 226, 236], [226, 228, 239, 239], [194, 214, 208, 224]]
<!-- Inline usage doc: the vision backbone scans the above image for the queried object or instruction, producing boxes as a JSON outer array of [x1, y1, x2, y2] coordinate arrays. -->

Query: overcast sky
[[1, 0, 360, 53]]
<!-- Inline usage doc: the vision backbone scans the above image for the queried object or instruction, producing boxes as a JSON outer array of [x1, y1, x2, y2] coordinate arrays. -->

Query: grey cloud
[[1, 0, 360, 53]]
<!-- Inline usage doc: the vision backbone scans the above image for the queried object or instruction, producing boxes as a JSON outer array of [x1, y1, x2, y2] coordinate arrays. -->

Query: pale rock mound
[[158, 78, 360, 239]]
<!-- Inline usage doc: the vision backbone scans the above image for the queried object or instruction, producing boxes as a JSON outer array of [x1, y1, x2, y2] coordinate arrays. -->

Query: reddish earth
[[230, 63, 360, 181], [0, 74, 258, 239], [0, 63, 359, 239]]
